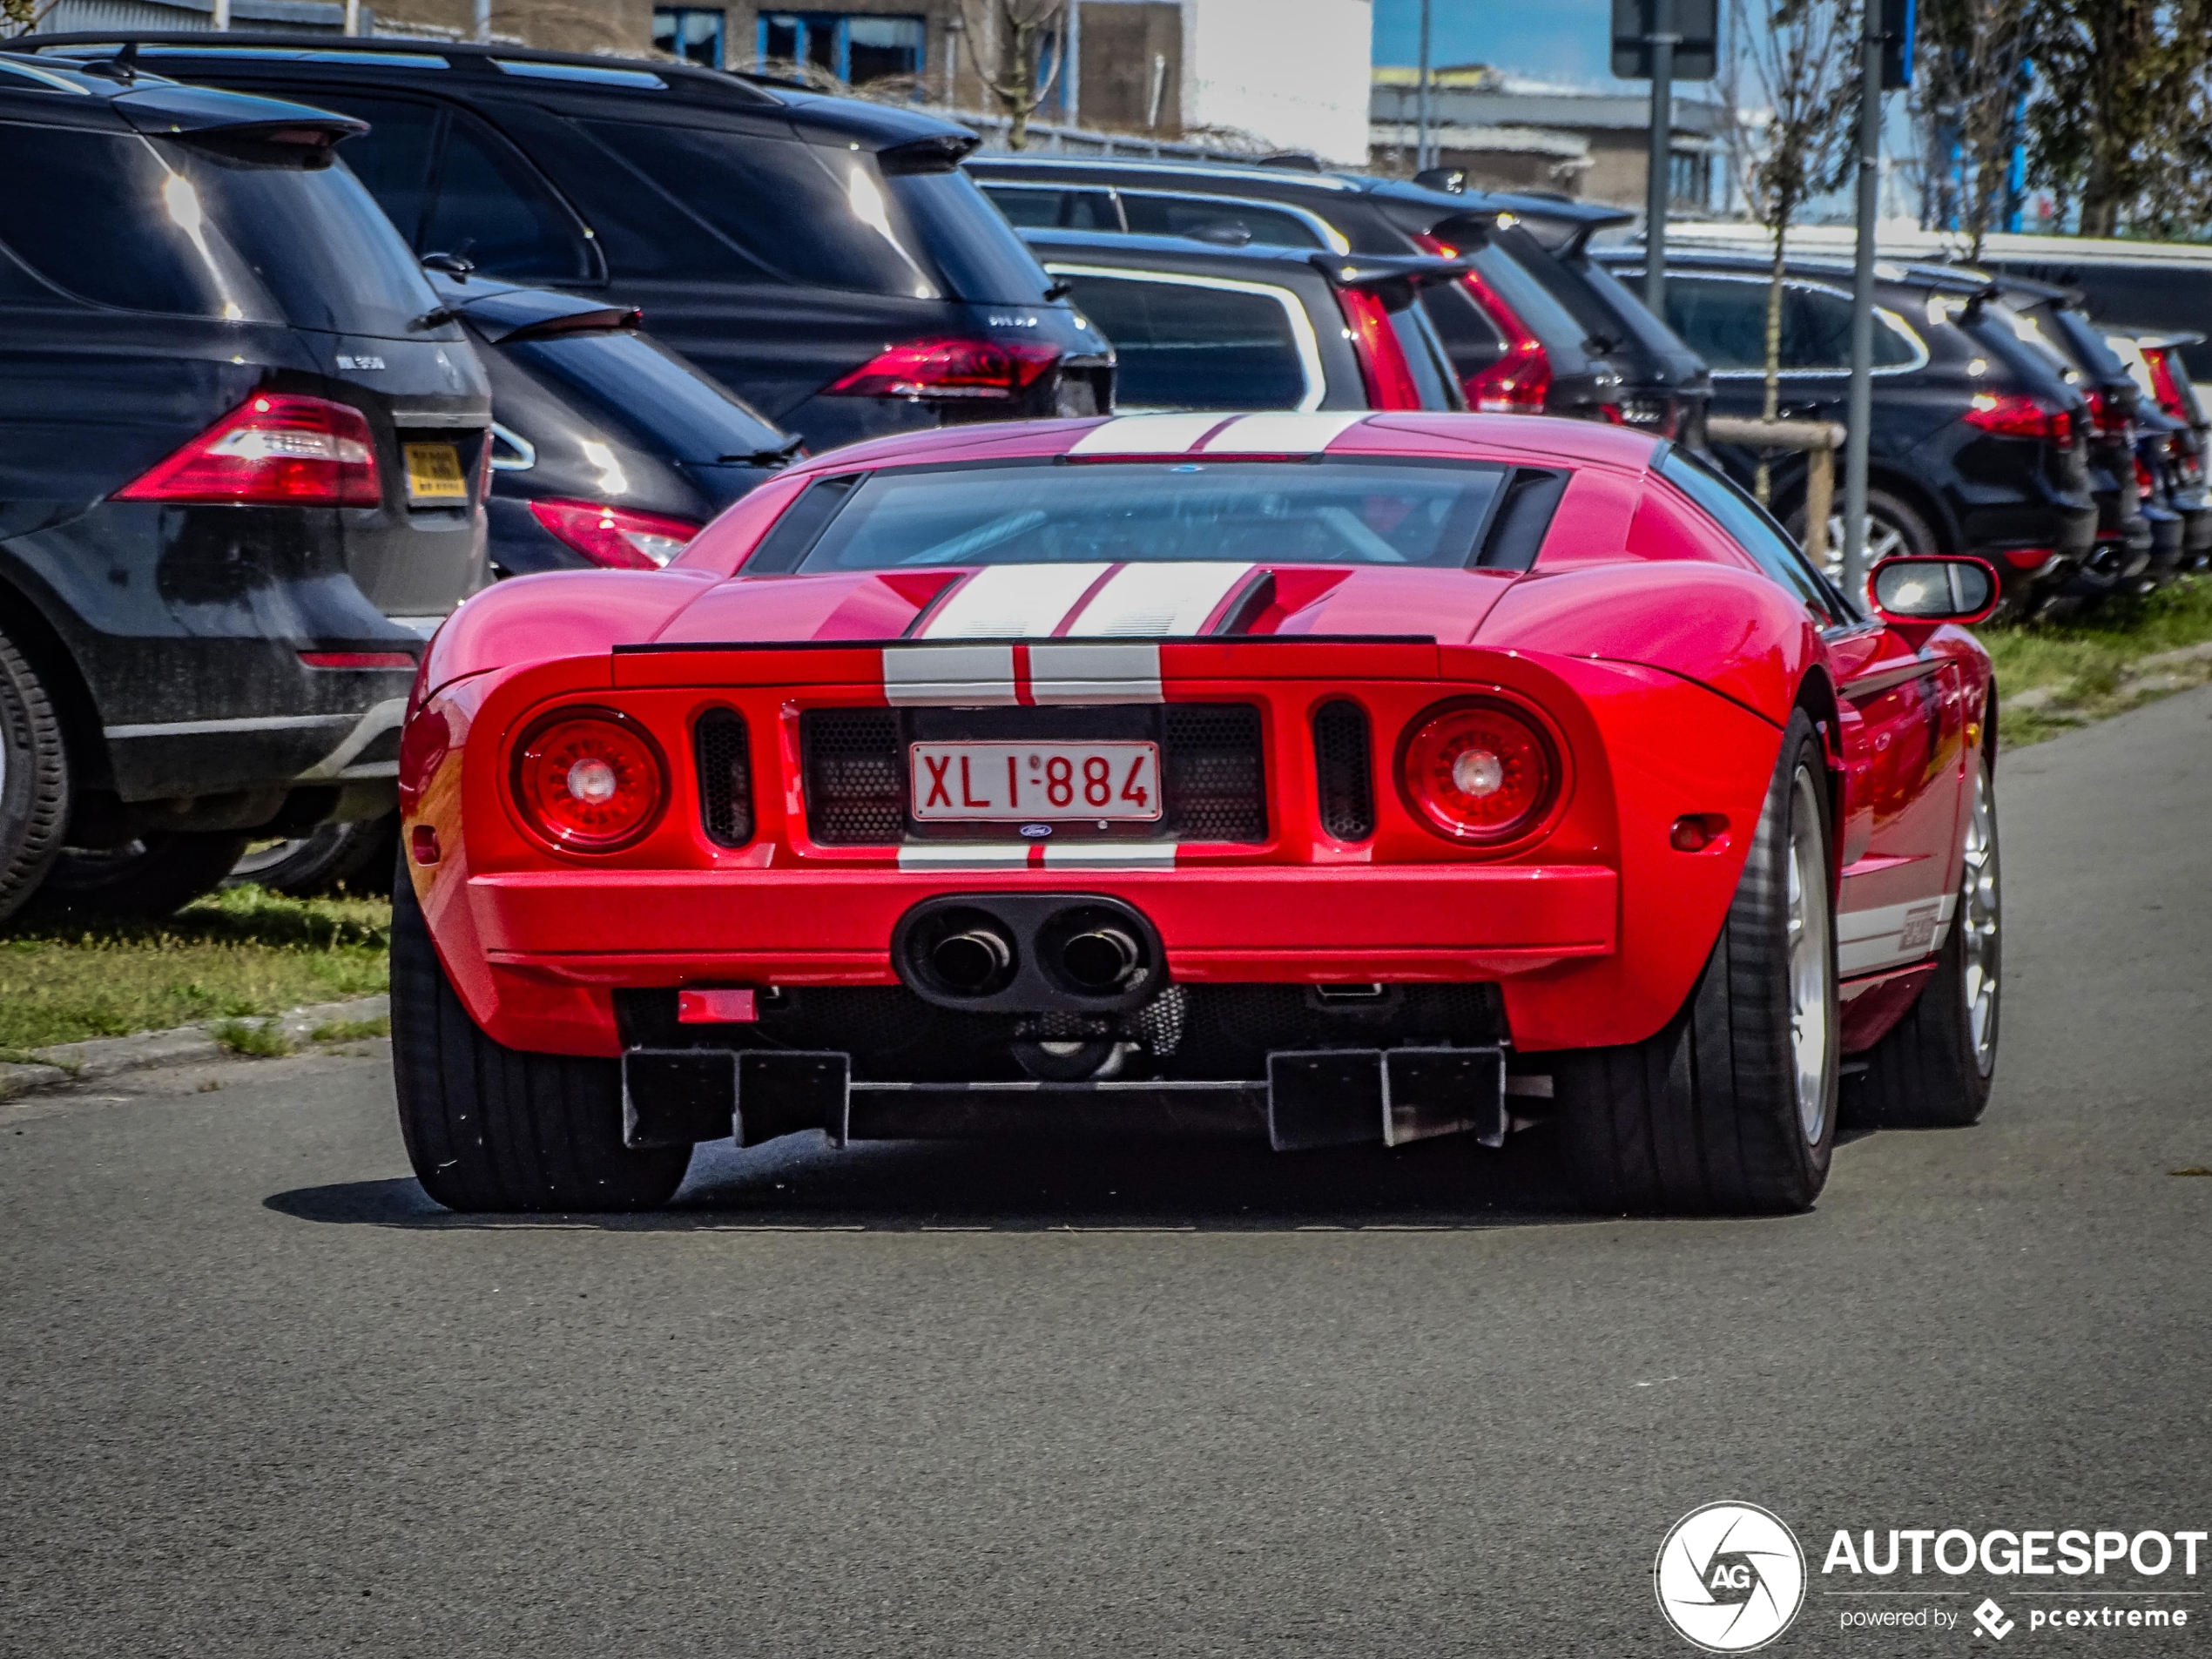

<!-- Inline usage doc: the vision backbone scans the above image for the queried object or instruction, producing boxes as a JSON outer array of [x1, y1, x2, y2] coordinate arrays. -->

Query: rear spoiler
[[1308, 250, 1475, 294], [111, 80, 366, 147]]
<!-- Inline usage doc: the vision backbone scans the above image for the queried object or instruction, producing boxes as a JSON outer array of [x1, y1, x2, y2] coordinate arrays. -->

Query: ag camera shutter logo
[[1655, 1501, 1807, 1652]]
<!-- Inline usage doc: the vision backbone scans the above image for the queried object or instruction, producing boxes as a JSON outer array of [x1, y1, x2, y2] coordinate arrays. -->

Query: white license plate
[[909, 741, 1163, 822]]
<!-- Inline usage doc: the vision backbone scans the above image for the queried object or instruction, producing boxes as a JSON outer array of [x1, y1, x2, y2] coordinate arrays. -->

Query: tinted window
[[1784, 284, 1918, 371], [1662, 276, 1768, 371], [503, 329, 787, 462], [582, 119, 942, 296], [796, 459, 1508, 571], [0, 125, 435, 334], [1576, 255, 1702, 361], [980, 184, 1122, 232], [1660, 447, 1847, 621], [1056, 273, 1309, 409], [311, 92, 440, 245], [424, 114, 593, 281], [1120, 192, 1330, 249], [887, 169, 1054, 304]]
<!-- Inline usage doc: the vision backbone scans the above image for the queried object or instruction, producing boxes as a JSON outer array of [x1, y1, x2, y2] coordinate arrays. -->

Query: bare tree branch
[[956, 0, 1068, 150]]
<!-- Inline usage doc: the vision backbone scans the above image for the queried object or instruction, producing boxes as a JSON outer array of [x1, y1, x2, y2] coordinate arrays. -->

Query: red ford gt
[[392, 410, 2001, 1215]]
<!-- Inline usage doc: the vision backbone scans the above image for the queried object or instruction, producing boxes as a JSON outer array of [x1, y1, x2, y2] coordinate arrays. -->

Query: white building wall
[[1184, 0, 1372, 165]]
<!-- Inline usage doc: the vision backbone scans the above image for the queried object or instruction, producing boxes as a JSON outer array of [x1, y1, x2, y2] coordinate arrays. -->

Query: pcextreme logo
[[1656, 1502, 1810, 1653]]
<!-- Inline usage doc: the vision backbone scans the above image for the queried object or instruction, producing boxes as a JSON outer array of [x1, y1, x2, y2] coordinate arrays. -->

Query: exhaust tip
[[1059, 927, 1142, 994], [931, 927, 1015, 995]]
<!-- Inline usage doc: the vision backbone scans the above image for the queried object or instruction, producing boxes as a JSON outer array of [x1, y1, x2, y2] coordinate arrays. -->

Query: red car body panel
[[401, 413, 1993, 1069]]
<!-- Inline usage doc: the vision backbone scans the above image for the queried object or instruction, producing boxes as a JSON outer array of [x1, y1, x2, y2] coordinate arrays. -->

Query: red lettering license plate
[[908, 741, 1163, 822]]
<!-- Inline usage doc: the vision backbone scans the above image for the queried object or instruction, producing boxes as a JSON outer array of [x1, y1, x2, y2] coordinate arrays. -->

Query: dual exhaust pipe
[[894, 894, 1160, 1012]]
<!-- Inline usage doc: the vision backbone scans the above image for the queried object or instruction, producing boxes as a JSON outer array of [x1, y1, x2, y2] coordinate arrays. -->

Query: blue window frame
[[652, 6, 726, 69], [756, 11, 926, 86]]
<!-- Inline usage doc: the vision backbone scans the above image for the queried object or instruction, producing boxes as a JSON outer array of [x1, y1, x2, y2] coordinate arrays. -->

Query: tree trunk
[[1757, 191, 1793, 506]]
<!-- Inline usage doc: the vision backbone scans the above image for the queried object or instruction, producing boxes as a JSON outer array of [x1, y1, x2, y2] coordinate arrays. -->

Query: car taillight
[[2144, 347, 2193, 422], [511, 708, 667, 853], [825, 337, 1061, 401], [2083, 388, 2134, 442], [1399, 699, 1557, 844], [1963, 393, 2073, 443], [529, 499, 700, 570], [2135, 454, 2157, 495], [1332, 287, 1423, 410], [115, 393, 381, 507], [1600, 395, 1682, 436], [1416, 233, 1551, 414]]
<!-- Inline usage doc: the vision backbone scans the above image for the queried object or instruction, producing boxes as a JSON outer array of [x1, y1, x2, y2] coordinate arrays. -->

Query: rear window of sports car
[[771, 459, 1514, 571]]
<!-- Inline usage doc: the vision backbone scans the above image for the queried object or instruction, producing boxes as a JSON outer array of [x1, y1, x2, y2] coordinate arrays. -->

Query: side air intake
[[1312, 699, 1374, 841]]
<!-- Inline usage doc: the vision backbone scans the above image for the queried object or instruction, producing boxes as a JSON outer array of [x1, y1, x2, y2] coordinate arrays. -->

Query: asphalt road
[[4, 690, 2209, 1659]]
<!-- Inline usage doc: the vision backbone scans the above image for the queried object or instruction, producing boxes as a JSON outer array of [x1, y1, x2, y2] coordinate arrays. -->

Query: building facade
[[1370, 64, 1731, 212]]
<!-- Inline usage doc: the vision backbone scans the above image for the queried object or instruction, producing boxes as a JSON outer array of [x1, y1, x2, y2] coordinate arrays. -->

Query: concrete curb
[[0, 995, 390, 1101]]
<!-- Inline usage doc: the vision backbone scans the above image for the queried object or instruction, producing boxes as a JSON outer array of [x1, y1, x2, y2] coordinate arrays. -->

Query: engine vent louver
[[802, 708, 905, 844], [694, 708, 755, 847], [1312, 699, 1375, 841]]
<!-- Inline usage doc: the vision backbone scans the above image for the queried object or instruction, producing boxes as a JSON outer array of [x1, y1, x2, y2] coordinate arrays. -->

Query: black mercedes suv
[[32, 33, 1114, 453], [0, 52, 489, 920]]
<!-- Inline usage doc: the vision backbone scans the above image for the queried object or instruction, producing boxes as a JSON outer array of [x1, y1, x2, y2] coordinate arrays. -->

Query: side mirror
[[1869, 555, 1999, 625]]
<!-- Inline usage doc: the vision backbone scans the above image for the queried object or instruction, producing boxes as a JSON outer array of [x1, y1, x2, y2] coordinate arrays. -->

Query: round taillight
[[512, 710, 667, 852], [1399, 699, 1557, 844]]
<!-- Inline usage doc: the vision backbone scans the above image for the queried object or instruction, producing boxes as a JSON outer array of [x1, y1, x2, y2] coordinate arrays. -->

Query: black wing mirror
[[1869, 556, 1998, 625]]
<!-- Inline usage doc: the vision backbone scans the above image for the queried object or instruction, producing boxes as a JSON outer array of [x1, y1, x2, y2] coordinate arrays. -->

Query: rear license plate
[[402, 442, 468, 504], [909, 741, 1163, 823]]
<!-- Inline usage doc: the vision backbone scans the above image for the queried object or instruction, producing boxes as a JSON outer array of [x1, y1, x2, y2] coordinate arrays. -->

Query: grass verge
[[1984, 577, 2212, 746], [0, 885, 388, 1053]]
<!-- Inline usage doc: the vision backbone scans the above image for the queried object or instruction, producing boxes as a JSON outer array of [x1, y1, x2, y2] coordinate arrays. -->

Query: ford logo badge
[[1019, 823, 1052, 839]]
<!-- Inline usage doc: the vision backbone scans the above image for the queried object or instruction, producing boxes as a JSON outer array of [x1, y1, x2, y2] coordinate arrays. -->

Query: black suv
[[32, 34, 1113, 452], [0, 54, 489, 921], [423, 271, 799, 577], [1016, 232, 1467, 413], [1602, 246, 2098, 611], [966, 155, 1710, 442]]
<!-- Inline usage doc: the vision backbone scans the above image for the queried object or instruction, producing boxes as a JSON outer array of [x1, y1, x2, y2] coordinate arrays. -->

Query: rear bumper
[[470, 862, 1620, 983]]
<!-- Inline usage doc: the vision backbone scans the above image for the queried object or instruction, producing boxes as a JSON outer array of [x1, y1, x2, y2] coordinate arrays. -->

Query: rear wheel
[[36, 832, 252, 919], [390, 860, 690, 1213], [1555, 711, 1838, 1215], [1846, 745, 2000, 1128], [229, 813, 400, 898], [0, 623, 70, 925]]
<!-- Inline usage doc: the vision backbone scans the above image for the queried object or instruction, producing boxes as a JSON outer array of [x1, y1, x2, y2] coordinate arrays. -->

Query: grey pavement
[[3, 690, 2209, 1657]]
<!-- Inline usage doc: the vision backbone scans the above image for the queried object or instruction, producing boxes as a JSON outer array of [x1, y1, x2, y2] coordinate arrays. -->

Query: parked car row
[[1, 31, 2203, 927]]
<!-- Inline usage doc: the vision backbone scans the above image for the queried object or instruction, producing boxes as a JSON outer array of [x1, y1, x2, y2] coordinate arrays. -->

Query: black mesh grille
[[1312, 699, 1374, 841], [802, 708, 904, 844], [798, 704, 1267, 845], [1162, 704, 1267, 843], [694, 708, 754, 847]]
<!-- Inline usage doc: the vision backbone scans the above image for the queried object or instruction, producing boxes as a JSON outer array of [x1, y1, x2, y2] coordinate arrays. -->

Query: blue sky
[[1372, 0, 1620, 84]]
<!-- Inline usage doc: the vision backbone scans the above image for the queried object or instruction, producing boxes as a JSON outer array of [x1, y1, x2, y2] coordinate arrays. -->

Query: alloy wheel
[[1959, 761, 2000, 1076], [1784, 767, 1835, 1144]]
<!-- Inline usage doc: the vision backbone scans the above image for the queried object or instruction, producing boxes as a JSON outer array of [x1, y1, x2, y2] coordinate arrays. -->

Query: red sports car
[[392, 411, 2001, 1216]]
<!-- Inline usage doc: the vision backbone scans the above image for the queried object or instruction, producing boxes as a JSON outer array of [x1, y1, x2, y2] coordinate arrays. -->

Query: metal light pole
[[1842, 1, 1885, 600], [1416, 0, 1434, 173], [1642, 0, 1675, 320]]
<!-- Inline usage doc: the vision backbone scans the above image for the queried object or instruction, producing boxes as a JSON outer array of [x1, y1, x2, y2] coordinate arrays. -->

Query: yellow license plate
[[403, 442, 469, 503]]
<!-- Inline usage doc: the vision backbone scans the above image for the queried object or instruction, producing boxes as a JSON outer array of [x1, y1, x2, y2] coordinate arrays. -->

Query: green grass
[[308, 1015, 390, 1044], [0, 885, 388, 1053], [212, 1018, 293, 1058], [1982, 577, 2212, 745]]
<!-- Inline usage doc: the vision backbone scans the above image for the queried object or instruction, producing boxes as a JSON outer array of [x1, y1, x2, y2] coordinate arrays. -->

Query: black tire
[[35, 831, 253, 919], [228, 813, 401, 899], [390, 859, 690, 1212], [1845, 744, 2000, 1129], [0, 622, 70, 926], [1555, 711, 1839, 1215]]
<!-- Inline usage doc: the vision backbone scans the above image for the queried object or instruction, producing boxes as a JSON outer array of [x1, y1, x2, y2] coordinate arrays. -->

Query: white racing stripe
[[1026, 642, 1163, 704], [1043, 842, 1177, 868], [1064, 562, 1254, 637], [884, 644, 1019, 705], [917, 563, 1111, 639], [1199, 411, 1367, 454], [1067, 413, 1232, 456], [896, 844, 1031, 869], [1838, 893, 1958, 975]]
